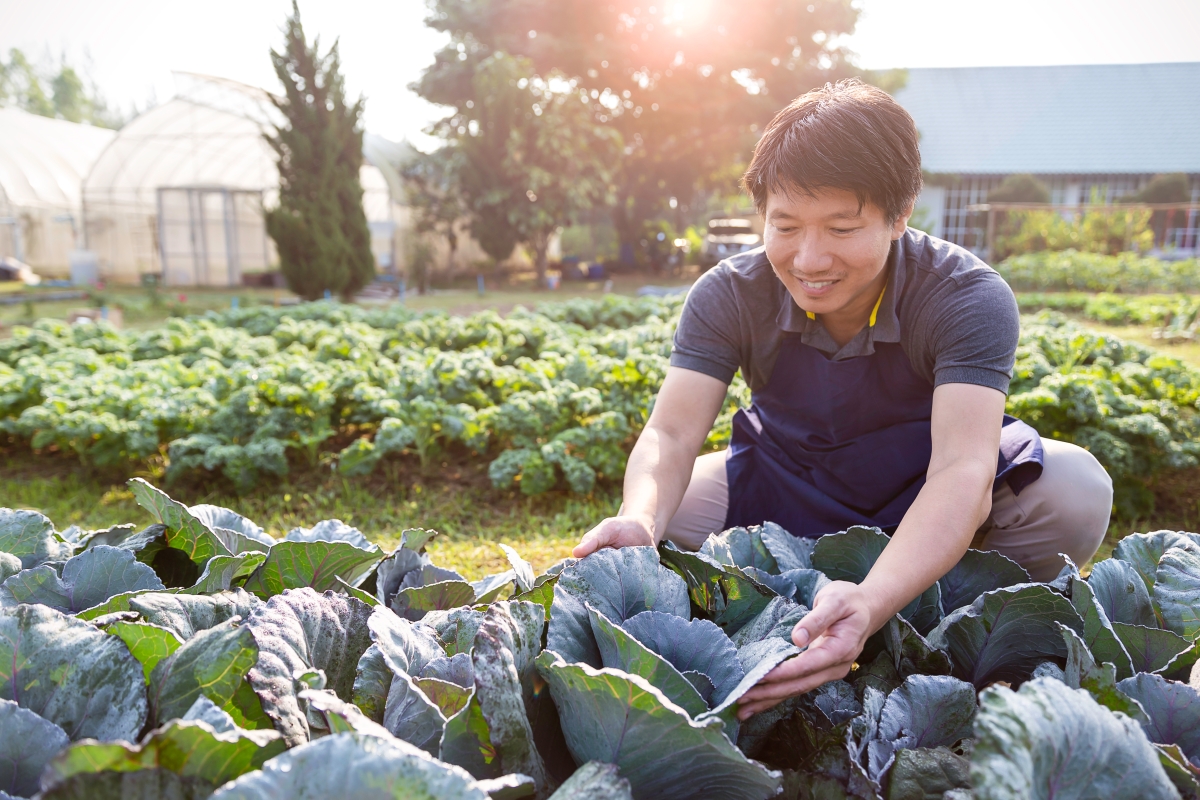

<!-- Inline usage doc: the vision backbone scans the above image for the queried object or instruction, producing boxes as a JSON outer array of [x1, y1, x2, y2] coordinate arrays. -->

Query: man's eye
[[831, 227, 858, 234], [775, 226, 796, 233]]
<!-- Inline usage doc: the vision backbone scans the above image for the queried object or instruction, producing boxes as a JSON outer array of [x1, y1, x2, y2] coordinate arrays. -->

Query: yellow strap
[[804, 285, 887, 326], [868, 285, 886, 328]]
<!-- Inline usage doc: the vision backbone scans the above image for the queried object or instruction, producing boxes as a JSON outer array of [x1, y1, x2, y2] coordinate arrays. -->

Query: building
[[894, 62, 1200, 254], [0, 109, 115, 275], [81, 73, 416, 286]]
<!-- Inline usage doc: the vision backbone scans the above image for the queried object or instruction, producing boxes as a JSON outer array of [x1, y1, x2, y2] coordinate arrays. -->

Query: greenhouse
[[79, 72, 410, 286], [0, 107, 115, 277]]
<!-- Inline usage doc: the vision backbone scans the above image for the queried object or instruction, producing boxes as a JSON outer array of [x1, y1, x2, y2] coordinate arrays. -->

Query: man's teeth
[[800, 280, 835, 289]]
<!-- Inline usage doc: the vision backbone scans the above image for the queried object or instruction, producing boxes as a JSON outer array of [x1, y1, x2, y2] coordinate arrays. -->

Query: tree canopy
[[414, 0, 866, 262], [0, 48, 126, 128]]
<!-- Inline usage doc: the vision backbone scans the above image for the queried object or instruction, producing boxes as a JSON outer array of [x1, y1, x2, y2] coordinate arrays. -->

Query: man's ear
[[892, 201, 916, 239]]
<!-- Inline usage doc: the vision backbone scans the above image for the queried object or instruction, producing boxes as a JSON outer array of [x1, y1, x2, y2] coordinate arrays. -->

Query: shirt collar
[[774, 235, 907, 355]]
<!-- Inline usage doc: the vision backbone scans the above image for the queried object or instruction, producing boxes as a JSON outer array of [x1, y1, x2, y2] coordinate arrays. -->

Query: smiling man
[[572, 80, 1114, 717]]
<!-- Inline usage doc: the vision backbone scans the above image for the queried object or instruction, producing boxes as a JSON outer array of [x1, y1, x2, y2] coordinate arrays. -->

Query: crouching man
[[573, 80, 1112, 718]]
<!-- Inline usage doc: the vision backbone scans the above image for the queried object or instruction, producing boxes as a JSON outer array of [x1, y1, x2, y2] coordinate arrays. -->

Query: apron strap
[[805, 285, 887, 327]]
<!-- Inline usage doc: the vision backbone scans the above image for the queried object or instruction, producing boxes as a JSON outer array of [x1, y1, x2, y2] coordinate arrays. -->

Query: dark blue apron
[[724, 327, 1044, 538]]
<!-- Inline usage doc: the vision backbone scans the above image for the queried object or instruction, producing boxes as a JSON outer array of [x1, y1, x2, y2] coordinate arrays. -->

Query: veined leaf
[[621, 609, 746, 705], [149, 619, 259, 725], [299, 688, 393, 739], [0, 545, 164, 613], [0, 552, 19, 584], [546, 761, 632, 799], [244, 589, 374, 747], [758, 522, 816, 572], [368, 605, 445, 677], [1153, 537, 1200, 640], [927, 584, 1083, 688], [536, 651, 781, 800], [440, 687, 500, 780], [471, 601, 550, 793], [129, 590, 261, 640], [1068, 571, 1135, 680], [588, 606, 710, 718], [395, 579, 477, 620], [728, 596, 808, 650], [351, 644, 391, 724], [0, 698, 69, 799], [384, 671, 447, 753], [549, 546, 690, 667], [657, 543, 772, 635], [1116, 673, 1200, 765], [0, 508, 72, 569], [0, 604, 147, 741], [1088, 558, 1158, 628], [43, 718, 284, 790], [129, 478, 232, 566], [1112, 622, 1195, 674], [241, 540, 381, 599], [33, 767, 214, 799], [699, 527, 779, 573], [937, 549, 1030, 614], [971, 677, 1177, 800], [209, 732, 492, 800], [105, 620, 183, 680], [284, 519, 374, 551], [501, 544, 536, 594], [183, 553, 267, 595]]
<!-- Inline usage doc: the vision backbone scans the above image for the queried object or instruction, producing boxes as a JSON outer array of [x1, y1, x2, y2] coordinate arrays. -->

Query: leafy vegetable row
[[2, 481, 1199, 799], [0, 297, 1196, 517], [997, 250, 1200, 294]]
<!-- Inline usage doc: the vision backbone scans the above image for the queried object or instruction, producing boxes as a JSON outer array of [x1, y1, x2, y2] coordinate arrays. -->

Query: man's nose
[[792, 233, 833, 274]]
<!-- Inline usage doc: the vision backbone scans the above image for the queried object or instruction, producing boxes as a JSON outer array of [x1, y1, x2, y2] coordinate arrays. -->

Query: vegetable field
[[997, 250, 1200, 294], [1, 296, 1197, 519], [2, 483, 1199, 799]]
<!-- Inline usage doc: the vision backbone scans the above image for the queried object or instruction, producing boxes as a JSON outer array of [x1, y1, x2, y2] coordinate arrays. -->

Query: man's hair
[[742, 79, 922, 223]]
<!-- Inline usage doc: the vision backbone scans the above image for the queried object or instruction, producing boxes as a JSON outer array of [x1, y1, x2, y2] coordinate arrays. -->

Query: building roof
[[82, 72, 408, 220], [0, 108, 115, 211], [892, 62, 1200, 175]]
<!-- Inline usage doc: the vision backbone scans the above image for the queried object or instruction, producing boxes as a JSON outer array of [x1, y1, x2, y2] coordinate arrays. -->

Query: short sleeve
[[926, 273, 1020, 394], [669, 266, 742, 385]]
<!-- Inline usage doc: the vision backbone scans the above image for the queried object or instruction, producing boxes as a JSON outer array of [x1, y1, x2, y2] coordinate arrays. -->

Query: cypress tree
[[265, 2, 374, 301]]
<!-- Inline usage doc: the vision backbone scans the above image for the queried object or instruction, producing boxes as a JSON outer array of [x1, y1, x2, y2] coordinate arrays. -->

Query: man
[[572, 80, 1113, 720]]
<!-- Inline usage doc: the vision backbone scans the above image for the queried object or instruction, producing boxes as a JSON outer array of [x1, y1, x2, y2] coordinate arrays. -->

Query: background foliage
[[264, 3, 375, 301]]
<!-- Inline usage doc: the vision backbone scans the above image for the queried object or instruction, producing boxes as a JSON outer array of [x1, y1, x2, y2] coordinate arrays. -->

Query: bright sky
[[1, 0, 1198, 148]]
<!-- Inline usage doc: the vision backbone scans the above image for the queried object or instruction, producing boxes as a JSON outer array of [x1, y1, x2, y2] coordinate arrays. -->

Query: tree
[[415, 0, 863, 264], [401, 147, 467, 293], [264, 2, 374, 301], [423, 52, 620, 287], [988, 174, 1051, 204], [0, 49, 126, 128]]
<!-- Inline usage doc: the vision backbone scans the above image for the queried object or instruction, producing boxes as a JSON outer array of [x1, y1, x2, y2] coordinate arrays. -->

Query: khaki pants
[[663, 438, 1113, 582]]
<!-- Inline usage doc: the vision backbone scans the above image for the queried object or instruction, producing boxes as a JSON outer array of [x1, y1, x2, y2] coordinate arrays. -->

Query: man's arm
[[573, 367, 728, 556], [735, 382, 1005, 719]]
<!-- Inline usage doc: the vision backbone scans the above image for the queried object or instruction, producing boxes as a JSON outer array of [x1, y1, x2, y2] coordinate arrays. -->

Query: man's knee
[[1039, 439, 1113, 564]]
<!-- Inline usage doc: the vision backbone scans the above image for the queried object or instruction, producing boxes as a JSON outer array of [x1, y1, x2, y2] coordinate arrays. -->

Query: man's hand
[[573, 514, 656, 558], [736, 581, 874, 720]]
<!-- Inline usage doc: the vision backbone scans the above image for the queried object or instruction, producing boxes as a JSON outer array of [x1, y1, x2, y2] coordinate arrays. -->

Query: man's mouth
[[795, 277, 839, 291]]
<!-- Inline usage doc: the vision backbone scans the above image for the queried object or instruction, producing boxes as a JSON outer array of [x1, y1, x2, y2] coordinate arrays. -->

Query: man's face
[[763, 187, 909, 318]]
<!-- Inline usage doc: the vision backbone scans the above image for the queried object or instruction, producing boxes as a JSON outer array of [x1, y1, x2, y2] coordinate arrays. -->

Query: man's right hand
[[572, 514, 656, 558]]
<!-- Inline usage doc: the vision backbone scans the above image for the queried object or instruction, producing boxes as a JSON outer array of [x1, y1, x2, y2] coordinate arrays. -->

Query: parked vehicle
[[699, 218, 762, 268]]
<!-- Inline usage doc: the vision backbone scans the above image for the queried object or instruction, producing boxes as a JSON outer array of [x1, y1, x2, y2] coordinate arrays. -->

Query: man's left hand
[[736, 580, 875, 720]]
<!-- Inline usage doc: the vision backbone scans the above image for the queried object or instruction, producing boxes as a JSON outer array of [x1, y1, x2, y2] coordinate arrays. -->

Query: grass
[[0, 449, 617, 580]]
